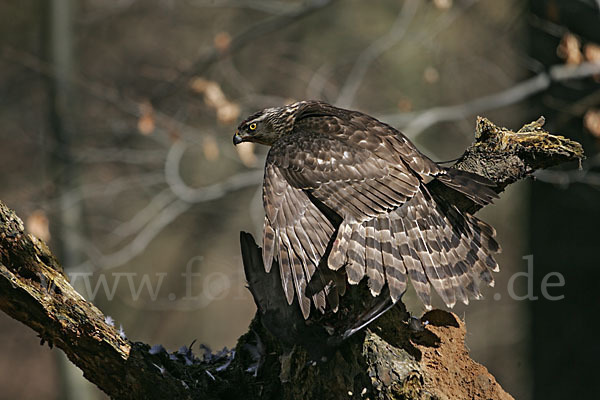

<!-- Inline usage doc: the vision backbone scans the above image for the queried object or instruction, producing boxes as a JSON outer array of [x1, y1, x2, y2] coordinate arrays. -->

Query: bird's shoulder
[[294, 109, 398, 149], [266, 104, 442, 185], [268, 108, 418, 166], [266, 122, 373, 175]]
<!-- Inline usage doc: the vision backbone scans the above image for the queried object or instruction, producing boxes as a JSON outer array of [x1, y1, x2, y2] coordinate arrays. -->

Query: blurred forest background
[[0, 0, 598, 399]]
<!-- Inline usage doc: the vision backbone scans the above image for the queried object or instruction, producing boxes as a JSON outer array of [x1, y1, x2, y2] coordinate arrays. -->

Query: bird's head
[[233, 101, 309, 146]]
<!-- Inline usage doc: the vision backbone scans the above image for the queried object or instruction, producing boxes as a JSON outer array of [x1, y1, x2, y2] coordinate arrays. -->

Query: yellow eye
[[249, 123, 257, 131]]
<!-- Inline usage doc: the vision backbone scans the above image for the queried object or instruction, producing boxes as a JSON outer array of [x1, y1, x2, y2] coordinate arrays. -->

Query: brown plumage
[[234, 100, 500, 319]]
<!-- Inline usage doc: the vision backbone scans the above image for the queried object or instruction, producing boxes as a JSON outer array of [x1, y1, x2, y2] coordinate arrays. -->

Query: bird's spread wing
[[272, 129, 423, 222], [263, 126, 424, 316], [262, 162, 336, 318], [263, 112, 499, 318]]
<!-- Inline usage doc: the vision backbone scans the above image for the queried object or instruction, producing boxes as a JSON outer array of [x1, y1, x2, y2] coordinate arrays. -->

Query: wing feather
[[345, 223, 366, 283], [366, 219, 386, 296], [277, 236, 295, 305], [262, 163, 334, 316], [261, 105, 500, 319], [273, 131, 421, 224]]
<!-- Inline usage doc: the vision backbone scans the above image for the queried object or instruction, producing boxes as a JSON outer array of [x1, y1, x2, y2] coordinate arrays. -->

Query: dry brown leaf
[[214, 32, 232, 53], [217, 102, 240, 125], [236, 142, 257, 167], [203, 81, 227, 109], [583, 43, 600, 82], [26, 210, 51, 242], [433, 0, 452, 10], [557, 33, 583, 65], [202, 135, 220, 161], [584, 43, 600, 62], [583, 109, 600, 139], [137, 101, 155, 135], [189, 77, 239, 125], [189, 77, 209, 93], [137, 115, 155, 135], [423, 66, 440, 84]]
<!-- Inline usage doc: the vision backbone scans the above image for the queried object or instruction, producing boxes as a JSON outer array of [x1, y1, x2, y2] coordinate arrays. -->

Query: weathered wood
[[0, 117, 583, 399]]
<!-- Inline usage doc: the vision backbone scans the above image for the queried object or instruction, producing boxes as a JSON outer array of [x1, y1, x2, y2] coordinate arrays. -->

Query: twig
[[186, 0, 305, 15], [150, 0, 337, 101], [75, 147, 166, 165], [70, 161, 262, 272], [165, 140, 263, 203], [335, 0, 419, 108], [53, 173, 165, 211], [72, 198, 191, 272], [381, 61, 600, 137], [108, 188, 177, 242]]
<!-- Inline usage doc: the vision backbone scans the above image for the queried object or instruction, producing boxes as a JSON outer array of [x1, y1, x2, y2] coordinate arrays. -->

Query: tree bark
[[44, 1, 100, 398], [0, 117, 583, 399]]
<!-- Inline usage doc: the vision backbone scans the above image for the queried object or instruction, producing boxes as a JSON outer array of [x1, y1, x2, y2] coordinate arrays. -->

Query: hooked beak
[[233, 130, 245, 146]]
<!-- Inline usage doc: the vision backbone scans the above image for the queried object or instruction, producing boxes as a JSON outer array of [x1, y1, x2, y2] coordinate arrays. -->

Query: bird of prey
[[234, 100, 500, 319]]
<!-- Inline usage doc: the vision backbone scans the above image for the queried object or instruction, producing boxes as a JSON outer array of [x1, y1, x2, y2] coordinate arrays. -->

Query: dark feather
[[254, 100, 501, 319]]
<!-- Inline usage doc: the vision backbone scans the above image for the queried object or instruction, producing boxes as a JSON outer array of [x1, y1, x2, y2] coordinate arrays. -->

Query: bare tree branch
[[69, 166, 261, 273], [381, 61, 600, 137], [165, 141, 262, 203]]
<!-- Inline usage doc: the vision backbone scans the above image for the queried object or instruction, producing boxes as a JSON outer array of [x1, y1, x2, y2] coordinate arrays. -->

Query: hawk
[[234, 100, 500, 319]]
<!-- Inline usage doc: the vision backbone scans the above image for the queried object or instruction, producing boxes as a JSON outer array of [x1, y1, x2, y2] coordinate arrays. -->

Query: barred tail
[[328, 189, 500, 309]]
